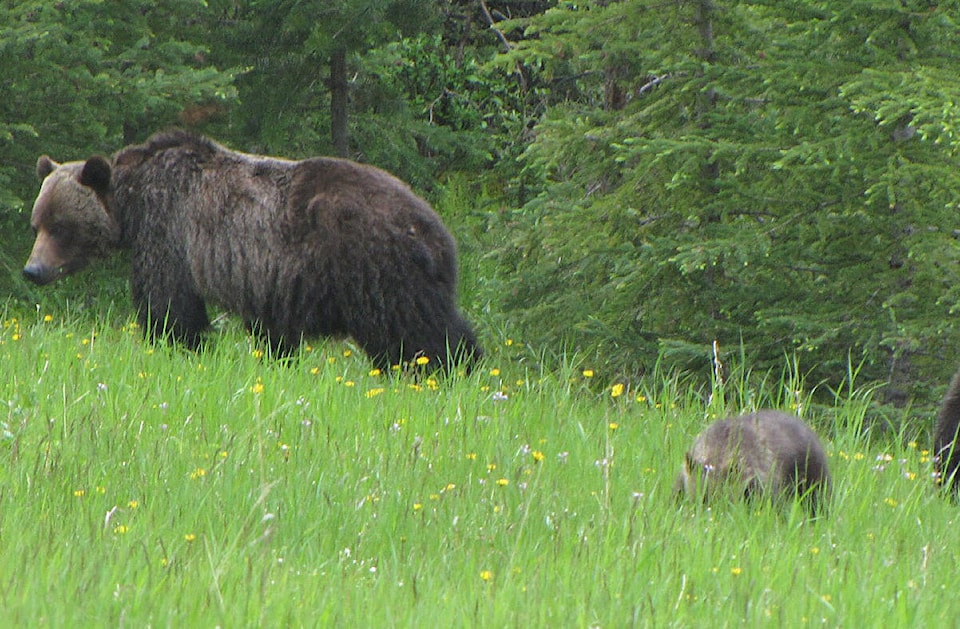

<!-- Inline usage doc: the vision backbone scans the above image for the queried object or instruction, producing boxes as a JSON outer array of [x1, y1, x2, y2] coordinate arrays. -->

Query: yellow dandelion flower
[[184, 533, 197, 542], [365, 387, 385, 398], [426, 378, 439, 390], [487, 463, 497, 471], [220, 451, 228, 458], [582, 369, 594, 378], [251, 380, 264, 394], [635, 394, 647, 403], [611, 383, 625, 398], [413, 503, 423, 511], [344, 380, 355, 387], [43, 314, 53, 322], [532, 450, 545, 462], [11, 334, 20, 341], [342, 349, 353, 358], [505, 338, 514, 346], [884, 497, 897, 507], [480, 570, 493, 581], [114, 525, 129, 534], [127, 500, 139, 509], [415, 355, 430, 366], [368, 368, 382, 376], [327, 356, 337, 364], [465, 452, 478, 460], [73, 489, 85, 497], [810, 547, 820, 555], [489, 368, 501, 376], [252, 349, 264, 359], [496, 478, 509, 487], [609, 422, 619, 430], [730, 567, 742, 576], [190, 468, 207, 480]]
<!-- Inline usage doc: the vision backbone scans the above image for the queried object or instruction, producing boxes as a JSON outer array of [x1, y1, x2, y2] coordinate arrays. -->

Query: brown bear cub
[[23, 131, 481, 371], [675, 410, 831, 511], [934, 367, 960, 493]]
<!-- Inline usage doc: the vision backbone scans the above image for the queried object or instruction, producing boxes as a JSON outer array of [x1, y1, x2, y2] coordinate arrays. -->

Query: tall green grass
[[0, 308, 957, 626]]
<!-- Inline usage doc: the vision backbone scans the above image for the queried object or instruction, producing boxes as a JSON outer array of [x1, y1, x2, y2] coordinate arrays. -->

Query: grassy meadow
[[0, 307, 959, 626]]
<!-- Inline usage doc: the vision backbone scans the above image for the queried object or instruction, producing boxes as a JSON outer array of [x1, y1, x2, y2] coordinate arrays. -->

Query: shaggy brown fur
[[934, 367, 960, 493], [675, 410, 831, 511], [23, 131, 481, 370]]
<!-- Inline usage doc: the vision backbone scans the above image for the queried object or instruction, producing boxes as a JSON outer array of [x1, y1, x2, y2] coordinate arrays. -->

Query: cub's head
[[23, 155, 119, 285], [674, 420, 741, 502]]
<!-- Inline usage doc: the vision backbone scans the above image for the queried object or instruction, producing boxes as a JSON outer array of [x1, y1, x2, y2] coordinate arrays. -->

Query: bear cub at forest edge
[[23, 130, 481, 370], [675, 410, 831, 512], [934, 367, 960, 493]]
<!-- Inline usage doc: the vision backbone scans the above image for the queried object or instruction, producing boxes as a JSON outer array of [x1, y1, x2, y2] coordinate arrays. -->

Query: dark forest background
[[3, 0, 960, 415]]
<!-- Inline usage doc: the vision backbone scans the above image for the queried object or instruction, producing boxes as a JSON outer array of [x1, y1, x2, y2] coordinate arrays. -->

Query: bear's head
[[23, 155, 120, 285]]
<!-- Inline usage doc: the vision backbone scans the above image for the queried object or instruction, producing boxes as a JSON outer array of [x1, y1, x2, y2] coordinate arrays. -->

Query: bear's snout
[[22, 262, 60, 286], [23, 230, 71, 285]]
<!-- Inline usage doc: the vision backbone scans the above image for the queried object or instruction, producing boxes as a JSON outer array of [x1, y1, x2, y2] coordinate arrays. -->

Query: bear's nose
[[22, 263, 55, 286]]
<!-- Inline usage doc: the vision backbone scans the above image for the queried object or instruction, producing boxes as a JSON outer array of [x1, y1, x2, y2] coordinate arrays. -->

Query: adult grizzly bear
[[23, 130, 482, 370], [934, 367, 960, 493], [674, 410, 831, 512]]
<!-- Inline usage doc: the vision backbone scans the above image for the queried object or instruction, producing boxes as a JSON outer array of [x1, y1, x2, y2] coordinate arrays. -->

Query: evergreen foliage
[[487, 0, 960, 401]]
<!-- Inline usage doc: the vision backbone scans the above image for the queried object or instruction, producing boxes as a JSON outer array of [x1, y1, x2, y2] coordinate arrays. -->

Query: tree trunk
[[330, 46, 349, 158]]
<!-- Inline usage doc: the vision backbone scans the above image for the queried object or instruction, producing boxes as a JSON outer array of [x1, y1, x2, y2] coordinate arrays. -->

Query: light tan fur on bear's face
[[23, 157, 120, 285]]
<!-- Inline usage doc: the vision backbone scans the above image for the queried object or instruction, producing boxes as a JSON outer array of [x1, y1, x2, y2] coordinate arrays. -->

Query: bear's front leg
[[131, 254, 210, 349]]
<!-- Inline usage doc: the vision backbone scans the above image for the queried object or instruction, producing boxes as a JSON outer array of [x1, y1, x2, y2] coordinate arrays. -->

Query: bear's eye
[[45, 223, 73, 244]]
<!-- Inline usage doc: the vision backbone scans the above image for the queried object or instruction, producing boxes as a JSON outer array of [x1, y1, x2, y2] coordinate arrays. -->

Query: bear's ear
[[37, 156, 58, 180], [79, 156, 112, 195]]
